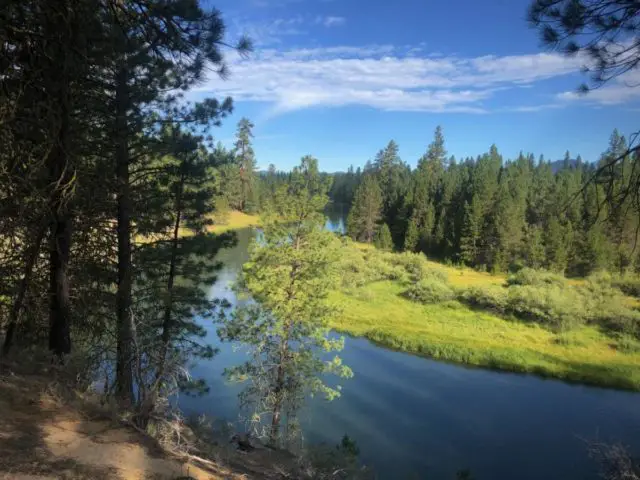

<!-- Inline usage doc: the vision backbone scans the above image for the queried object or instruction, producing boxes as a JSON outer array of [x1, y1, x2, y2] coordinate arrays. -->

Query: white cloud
[[195, 45, 636, 113], [557, 70, 640, 105], [315, 15, 346, 27]]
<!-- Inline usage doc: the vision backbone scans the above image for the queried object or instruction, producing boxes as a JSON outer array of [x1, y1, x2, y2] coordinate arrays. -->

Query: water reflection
[[179, 223, 640, 480]]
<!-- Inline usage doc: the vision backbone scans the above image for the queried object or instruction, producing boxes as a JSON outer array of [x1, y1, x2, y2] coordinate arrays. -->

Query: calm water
[[179, 224, 640, 480]]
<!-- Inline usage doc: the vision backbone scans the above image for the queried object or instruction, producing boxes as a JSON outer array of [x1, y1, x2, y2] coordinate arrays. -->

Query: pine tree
[[220, 157, 352, 446], [404, 216, 420, 252], [234, 118, 258, 212], [525, 224, 546, 268], [101, 1, 249, 405], [404, 126, 447, 254], [546, 217, 571, 273], [460, 196, 483, 265], [347, 175, 383, 243], [375, 224, 393, 251], [372, 140, 411, 246]]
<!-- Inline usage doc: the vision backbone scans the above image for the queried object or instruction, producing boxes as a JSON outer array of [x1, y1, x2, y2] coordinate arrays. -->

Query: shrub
[[393, 252, 448, 283], [404, 278, 455, 304], [506, 284, 585, 331], [612, 274, 640, 298], [339, 247, 408, 287], [586, 270, 613, 287], [615, 334, 640, 354], [576, 280, 640, 338], [507, 268, 566, 287], [458, 285, 509, 313], [592, 306, 640, 339]]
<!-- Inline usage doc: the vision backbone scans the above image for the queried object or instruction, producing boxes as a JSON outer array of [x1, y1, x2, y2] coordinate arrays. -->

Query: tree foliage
[[334, 126, 640, 274], [220, 157, 352, 446], [347, 175, 383, 243]]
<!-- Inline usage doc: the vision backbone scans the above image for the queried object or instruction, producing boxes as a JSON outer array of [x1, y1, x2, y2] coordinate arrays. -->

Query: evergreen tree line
[[0, 0, 251, 422], [343, 127, 640, 275]]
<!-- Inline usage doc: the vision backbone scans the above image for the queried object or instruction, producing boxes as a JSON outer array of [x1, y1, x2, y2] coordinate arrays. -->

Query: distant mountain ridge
[[549, 159, 580, 174]]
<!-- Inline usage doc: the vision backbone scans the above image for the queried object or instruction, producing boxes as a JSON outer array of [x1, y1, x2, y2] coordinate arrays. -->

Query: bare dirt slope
[[0, 360, 292, 480]]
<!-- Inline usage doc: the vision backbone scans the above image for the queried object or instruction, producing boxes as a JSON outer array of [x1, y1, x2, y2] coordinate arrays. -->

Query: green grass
[[206, 210, 261, 234], [329, 262, 640, 391]]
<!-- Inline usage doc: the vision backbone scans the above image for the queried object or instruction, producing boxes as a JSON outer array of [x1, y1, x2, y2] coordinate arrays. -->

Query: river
[[179, 221, 640, 480]]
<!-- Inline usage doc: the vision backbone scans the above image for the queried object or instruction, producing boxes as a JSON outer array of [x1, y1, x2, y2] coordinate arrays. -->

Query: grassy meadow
[[207, 210, 261, 234], [329, 240, 640, 390]]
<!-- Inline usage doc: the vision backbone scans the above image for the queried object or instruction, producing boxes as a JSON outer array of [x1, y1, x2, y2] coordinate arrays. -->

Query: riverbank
[[0, 359, 270, 480], [328, 242, 640, 391], [204, 214, 640, 391]]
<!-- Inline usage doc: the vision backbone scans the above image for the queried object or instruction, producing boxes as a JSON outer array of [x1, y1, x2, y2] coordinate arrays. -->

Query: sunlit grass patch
[[206, 210, 261, 233], [329, 262, 640, 390]]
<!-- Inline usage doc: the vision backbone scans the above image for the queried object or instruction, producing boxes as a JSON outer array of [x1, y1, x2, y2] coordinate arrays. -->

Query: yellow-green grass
[[329, 280, 640, 390], [136, 210, 261, 244], [206, 210, 261, 234], [424, 261, 506, 288], [415, 259, 640, 309]]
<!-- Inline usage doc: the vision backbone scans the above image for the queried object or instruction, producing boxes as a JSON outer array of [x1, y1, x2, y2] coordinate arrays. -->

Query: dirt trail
[[0, 364, 245, 480]]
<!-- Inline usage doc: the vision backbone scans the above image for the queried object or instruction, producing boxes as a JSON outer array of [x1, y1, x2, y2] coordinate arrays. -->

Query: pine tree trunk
[[47, 8, 74, 357], [49, 210, 72, 357], [47, 114, 73, 357], [115, 67, 134, 405], [269, 252, 300, 447], [3, 224, 47, 355], [269, 362, 285, 446], [156, 172, 185, 384]]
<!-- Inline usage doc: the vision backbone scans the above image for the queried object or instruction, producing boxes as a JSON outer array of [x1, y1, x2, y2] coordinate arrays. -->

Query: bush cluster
[[506, 268, 566, 287], [404, 278, 455, 304], [405, 266, 640, 335]]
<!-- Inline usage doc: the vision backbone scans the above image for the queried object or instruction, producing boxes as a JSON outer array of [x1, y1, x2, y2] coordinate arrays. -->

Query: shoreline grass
[[206, 210, 261, 234], [329, 242, 640, 391], [329, 280, 640, 390]]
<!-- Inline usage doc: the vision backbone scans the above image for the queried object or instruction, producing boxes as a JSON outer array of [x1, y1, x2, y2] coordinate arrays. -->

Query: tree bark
[[3, 224, 47, 355], [46, 2, 74, 358], [49, 209, 72, 357], [115, 67, 135, 405], [156, 170, 185, 383], [269, 361, 285, 446]]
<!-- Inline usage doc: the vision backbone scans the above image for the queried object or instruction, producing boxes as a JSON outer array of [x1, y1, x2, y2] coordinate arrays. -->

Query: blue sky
[[195, 0, 640, 171]]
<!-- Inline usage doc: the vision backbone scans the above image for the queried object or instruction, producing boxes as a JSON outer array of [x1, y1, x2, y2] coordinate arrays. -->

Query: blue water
[[179, 227, 640, 479]]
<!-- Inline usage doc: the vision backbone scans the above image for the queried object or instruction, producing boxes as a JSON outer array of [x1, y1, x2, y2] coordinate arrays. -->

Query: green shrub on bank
[[506, 284, 585, 331], [506, 268, 566, 287], [587, 270, 640, 299], [458, 277, 640, 335], [339, 244, 409, 287], [612, 274, 640, 298], [458, 285, 509, 313], [615, 334, 640, 354], [404, 278, 455, 304]]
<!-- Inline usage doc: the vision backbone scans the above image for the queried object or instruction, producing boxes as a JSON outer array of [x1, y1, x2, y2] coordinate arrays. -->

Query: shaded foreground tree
[[100, 0, 250, 405], [220, 156, 352, 447], [0, 0, 250, 425]]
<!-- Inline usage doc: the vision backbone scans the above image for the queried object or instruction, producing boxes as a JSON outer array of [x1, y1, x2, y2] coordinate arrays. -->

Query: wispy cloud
[[228, 16, 306, 46], [228, 14, 346, 46], [557, 70, 640, 105], [196, 45, 638, 114], [315, 15, 346, 27]]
